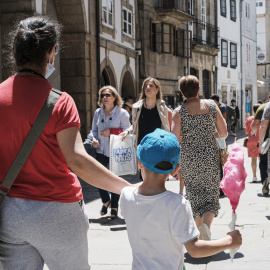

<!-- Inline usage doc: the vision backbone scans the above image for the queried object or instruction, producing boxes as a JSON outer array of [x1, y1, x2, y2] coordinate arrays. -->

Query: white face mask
[[45, 56, 55, 79]]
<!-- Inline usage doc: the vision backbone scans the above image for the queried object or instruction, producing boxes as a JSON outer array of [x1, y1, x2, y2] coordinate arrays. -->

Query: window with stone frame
[[162, 23, 172, 53], [174, 28, 191, 58], [230, 0, 237, 21], [221, 39, 228, 67], [220, 0, 227, 17], [102, 0, 113, 28], [151, 22, 173, 54], [230, 42, 237, 68], [123, 7, 132, 37], [151, 22, 162, 53]]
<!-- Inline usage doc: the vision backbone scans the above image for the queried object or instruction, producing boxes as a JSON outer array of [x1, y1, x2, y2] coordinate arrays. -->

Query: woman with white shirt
[[87, 86, 130, 218]]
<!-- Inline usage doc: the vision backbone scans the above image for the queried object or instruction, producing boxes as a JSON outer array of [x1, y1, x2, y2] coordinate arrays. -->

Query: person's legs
[[202, 211, 215, 229], [195, 211, 215, 240], [251, 157, 257, 179], [110, 193, 120, 218], [260, 152, 268, 184], [0, 197, 90, 270], [96, 153, 111, 207]]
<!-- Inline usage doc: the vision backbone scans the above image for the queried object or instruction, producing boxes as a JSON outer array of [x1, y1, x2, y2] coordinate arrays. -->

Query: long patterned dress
[[179, 100, 220, 218]]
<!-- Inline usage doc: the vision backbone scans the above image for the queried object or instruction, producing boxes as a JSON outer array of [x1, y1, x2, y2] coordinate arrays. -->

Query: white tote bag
[[109, 134, 137, 176]]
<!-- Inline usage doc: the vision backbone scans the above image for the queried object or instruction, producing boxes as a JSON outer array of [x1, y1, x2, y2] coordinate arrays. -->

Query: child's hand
[[226, 230, 242, 249]]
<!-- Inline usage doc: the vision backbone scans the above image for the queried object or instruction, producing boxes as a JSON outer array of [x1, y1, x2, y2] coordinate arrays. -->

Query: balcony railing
[[191, 19, 219, 49], [157, 0, 193, 15]]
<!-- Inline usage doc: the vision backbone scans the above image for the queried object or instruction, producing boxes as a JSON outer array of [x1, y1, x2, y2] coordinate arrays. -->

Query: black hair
[[253, 103, 261, 114], [211, 94, 220, 102], [9, 15, 62, 70]]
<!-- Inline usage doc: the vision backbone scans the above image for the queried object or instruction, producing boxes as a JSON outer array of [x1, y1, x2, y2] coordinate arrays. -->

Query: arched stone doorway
[[100, 67, 117, 89], [121, 71, 135, 102]]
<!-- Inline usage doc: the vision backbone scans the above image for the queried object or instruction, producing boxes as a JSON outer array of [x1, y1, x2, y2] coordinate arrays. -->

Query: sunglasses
[[101, 93, 112, 98]]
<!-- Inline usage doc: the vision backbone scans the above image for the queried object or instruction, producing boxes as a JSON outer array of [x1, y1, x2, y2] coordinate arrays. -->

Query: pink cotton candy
[[220, 141, 247, 212]]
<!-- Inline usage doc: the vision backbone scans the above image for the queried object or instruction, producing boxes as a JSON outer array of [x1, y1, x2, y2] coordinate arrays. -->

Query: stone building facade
[[256, 0, 270, 101], [136, 0, 218, 107], [0, 0, 139, 139]]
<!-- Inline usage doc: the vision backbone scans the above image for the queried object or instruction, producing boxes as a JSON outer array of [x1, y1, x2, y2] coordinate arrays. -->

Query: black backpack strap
[[0, 88, 62, 205]]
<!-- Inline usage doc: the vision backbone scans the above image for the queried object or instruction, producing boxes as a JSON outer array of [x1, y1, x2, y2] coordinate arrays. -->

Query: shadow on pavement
[[89, 216, 126, 227], [184, 251, 244, 264], [79, 172, 142, 204]]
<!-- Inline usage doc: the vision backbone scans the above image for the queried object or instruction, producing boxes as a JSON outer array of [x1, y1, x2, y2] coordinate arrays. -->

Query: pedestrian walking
[[86, 86, 130, 219], [230, 99, 240, 136], [0, 15, 132, 270], [251, 101, 269, 195], [120, 129, 242, 270], [121, 77, 171, 149], [258, 102, 270, 196], [245, 103, 261, 182], [171, 75, 227, 240]]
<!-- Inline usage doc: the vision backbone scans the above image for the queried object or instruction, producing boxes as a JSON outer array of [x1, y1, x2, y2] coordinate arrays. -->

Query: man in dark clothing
[[231, 99, 240, 136], [211, 94, 227, 121]]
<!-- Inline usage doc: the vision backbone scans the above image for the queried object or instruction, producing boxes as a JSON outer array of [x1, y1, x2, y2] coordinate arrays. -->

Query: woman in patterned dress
[[171, 75, 227, 240], [245, 103, 261, 182]]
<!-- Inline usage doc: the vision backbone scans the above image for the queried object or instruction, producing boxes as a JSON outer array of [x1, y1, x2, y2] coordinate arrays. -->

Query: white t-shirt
[[120, 186, 199, 270]]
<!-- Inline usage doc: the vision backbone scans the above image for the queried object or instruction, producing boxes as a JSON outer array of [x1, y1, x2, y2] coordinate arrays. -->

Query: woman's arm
[[57, 127, 131, 194], [171, 107, 182, 143], [259, 120, 269, 146], [215, 104, 228, 138]]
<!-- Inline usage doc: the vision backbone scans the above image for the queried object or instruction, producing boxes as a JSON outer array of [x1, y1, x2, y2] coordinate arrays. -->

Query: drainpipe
[[96, 0, 100, 90], [240, 0, 243, 129]]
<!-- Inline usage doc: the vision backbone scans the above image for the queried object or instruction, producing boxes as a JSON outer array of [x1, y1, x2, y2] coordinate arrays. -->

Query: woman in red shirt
[[0, 15, 131, 270]]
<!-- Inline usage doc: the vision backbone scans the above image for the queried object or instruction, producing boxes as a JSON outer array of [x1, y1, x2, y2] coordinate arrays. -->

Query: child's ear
[[138, 159, 143, 169], [170, 164, 180, 176]]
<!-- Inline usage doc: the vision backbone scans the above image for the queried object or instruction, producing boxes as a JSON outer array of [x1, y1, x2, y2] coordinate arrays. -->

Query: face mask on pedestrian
[[45, 53, 55, 79]]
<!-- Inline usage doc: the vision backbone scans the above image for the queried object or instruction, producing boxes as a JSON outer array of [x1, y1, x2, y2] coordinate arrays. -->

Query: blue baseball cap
[[137, 129, 180, 174]]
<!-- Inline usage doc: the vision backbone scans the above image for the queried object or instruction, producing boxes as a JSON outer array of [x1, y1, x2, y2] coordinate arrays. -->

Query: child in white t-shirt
[[120, 128, 242, 270]]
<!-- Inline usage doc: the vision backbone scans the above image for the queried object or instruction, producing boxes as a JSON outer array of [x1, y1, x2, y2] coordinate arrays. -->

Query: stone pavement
[[44, 129, 270, 270]]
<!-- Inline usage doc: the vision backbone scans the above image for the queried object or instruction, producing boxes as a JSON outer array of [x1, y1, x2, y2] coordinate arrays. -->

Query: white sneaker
[[199, 223, 211, 240], [252, 177, 257, 183]]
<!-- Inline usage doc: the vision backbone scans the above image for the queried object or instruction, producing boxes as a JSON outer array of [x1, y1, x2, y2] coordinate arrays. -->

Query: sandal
[[100, 201, 111, 216], [109, 209, 118, 219]]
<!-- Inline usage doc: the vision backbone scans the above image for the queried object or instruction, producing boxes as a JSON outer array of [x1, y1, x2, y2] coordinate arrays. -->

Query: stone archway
[[120, 71, 135, 102], [0, 0, 98, 138], [100, 58, 118, 90]]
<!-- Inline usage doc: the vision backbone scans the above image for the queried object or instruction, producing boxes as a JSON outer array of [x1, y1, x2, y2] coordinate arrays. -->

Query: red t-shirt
[[0, 75, 82, 202]]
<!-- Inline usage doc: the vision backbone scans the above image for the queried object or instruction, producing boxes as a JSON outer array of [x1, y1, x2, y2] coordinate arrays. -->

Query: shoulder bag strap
[[0, 88, 62, 205]]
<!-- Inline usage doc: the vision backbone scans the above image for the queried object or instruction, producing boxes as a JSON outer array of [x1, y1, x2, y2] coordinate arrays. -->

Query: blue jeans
[[259, 152, 268, 183], [96, 153, 120, 209]]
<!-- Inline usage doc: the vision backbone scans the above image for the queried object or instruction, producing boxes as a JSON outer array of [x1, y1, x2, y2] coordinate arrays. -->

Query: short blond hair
[[139, 77, 163, 100], [98, 85, 123, 107]]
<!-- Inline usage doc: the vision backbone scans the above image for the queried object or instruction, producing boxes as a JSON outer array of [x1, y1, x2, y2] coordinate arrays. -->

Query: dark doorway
[[203, 69, 210, 99]]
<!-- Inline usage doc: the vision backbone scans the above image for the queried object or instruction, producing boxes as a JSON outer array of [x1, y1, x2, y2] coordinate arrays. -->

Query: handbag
[[0, 89, 61, 207], [204, 101, 229, 166], [220, 148, 229, 166], [260, 138, 270, 155], [243, 138, 248, 147], [109, 134, 137, 176]]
